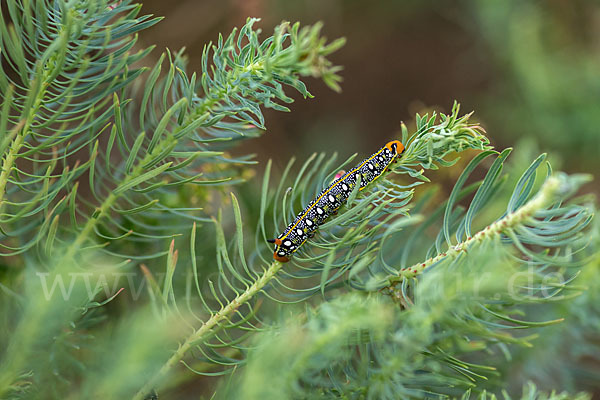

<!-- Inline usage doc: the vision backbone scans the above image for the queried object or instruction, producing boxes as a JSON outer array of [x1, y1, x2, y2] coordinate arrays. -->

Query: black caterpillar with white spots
[[268, 140, 405, 262]]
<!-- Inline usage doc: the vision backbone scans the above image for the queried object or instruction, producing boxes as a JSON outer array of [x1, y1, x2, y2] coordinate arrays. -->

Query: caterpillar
[[268, 140, 405, 262]]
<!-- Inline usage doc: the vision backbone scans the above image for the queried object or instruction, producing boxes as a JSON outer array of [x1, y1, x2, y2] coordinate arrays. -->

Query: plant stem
[[0, 131, 25, 210], [0, 23, 70, 210], [60, 134, 178, 260], [387, 176, 562, 284], [132, 260, 283, 400], [62, 53, 270, 257]]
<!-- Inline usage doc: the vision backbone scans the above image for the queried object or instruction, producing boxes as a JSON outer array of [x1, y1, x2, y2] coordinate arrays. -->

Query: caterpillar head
[[267, 238, 291, 263], [385, 140, 404, 155]]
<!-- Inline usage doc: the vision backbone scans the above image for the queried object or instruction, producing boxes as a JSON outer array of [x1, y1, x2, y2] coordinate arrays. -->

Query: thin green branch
[[0, 14, 72, 209], [386, 175, 563, 286], [0, 121, 25, 210], [61, 133, 180, 260], [62, 77, 248, 257], [0, 81, 47, 210], [132, 260, 284, 400]]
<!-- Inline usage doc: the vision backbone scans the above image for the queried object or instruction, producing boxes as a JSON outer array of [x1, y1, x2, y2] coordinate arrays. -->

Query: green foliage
[[471, 0, 600, 168], [221, 151, 595, 399], [0, 2, 344, 261], [0, 2, 598, 400], [0, 0, 159, 256]]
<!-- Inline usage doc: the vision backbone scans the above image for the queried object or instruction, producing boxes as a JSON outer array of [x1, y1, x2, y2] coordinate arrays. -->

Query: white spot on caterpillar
[[272, 141, 404, 262]]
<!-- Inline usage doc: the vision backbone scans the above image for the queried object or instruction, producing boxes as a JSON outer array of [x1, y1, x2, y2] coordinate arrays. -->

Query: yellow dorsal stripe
[[280, 147, 395, 241]]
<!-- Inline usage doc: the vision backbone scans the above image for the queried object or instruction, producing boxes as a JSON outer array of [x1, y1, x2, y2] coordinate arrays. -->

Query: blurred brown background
[[138, 0, 600, 179]]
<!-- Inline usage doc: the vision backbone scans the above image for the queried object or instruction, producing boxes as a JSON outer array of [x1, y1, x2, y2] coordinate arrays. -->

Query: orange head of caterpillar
[[385, 140, 404, 155], [267, 238, 290, 263]]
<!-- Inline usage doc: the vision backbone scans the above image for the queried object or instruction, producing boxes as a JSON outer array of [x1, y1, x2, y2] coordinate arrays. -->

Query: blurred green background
[[138, 0, 600, 182]]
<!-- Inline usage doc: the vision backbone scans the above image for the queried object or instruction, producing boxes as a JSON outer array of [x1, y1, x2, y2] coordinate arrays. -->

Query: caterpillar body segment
[[271, 140, 405, 262]]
